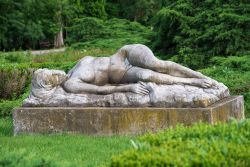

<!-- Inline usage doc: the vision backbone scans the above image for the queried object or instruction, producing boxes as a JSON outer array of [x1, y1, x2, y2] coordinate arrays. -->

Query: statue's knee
[[165, 61, 174, 67]]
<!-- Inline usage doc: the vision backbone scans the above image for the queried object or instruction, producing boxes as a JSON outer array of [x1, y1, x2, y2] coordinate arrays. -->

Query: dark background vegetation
[[0, 0, 249, 166], [1, 0, 249, 65]]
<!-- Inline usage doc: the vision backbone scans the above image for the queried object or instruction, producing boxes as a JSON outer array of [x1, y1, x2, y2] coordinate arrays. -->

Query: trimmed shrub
[[0, 65, 32, 99], [0, 64, 34, 101], [110, 119, 250, 167]]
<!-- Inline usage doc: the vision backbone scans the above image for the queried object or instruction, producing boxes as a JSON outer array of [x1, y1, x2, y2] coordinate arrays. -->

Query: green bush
[[0, 85, 30, 118], [210, 55, 250, 71], [66, 17, 106, 44], [0, 151, 56, 167], [151, 0, 250, 68], [201, 56, 250, 117], [111, 119, 250, 167], [106, 0, 163, 25], [68, 18, 152, 50], [0, 51, 32, 64], [0, 65, 32, 99], [0, 99, 22, 118]]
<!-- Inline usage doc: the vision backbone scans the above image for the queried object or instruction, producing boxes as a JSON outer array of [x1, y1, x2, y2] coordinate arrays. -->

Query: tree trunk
[[54, 26, 64, 48]]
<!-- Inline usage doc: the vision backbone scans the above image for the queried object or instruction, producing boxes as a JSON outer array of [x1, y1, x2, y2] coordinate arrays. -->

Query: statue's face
[[50, 69, 67, 86], [33, 69, 66, 88]]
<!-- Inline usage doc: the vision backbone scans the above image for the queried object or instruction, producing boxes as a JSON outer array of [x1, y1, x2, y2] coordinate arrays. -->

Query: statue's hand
[[192, 79, 215, 88], [130, 82, 149, 95]]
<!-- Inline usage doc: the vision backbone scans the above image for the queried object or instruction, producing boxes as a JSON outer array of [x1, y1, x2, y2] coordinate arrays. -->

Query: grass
[[0, 48, 115, 65], [0, 118, 133, 167]]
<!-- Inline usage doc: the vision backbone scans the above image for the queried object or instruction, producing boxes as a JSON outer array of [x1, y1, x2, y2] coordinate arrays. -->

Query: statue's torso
[[67, 56, 108, 85], [67, 49, 133, 85]]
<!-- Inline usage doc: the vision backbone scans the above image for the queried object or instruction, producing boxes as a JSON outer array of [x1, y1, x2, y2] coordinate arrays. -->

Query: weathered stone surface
[[23, 82, 229, 108], [14, 96, 244, 136]]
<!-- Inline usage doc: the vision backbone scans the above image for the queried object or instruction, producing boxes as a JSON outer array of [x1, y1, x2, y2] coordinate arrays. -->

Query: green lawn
[[0, 118, 133, 167], [1, 118, 250, 167]]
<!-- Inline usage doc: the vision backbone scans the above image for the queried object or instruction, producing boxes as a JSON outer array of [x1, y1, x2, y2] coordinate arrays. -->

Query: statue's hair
[[30, 68, 65, 99]]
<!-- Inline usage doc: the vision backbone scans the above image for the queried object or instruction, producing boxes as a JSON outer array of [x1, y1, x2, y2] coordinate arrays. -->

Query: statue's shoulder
[[80, 55, 95, 60]]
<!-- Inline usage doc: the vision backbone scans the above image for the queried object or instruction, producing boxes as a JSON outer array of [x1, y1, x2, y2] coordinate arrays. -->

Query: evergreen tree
[[151, 0, 250, 68]]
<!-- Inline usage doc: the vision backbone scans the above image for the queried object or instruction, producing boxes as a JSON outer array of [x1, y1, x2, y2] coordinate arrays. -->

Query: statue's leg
[[122, 67, 213, 88], [122, 44, 207, 79]]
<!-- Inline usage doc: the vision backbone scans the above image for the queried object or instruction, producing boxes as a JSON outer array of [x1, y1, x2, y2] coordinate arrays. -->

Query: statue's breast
[[68, 57, 95, 83], [109, 57, 128, 84]]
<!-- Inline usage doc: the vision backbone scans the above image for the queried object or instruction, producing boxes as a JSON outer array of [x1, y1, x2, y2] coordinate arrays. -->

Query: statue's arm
[[63, 79, 148, 95]]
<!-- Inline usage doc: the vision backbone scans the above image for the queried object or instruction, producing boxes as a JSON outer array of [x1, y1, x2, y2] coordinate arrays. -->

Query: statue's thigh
[[122, 67, 155, 83]]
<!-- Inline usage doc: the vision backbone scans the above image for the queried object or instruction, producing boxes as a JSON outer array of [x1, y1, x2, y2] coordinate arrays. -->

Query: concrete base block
[[13, 96, 244, 135]]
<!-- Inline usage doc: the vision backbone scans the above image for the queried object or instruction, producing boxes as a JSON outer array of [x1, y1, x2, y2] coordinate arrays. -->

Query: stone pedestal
[[13, 96, 244, 136]]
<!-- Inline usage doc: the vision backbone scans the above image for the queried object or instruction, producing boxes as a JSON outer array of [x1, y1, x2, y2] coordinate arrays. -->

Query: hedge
[[0, 62, 76, 117], [110, 119, 250, 167], [0, 62, 76, 100]]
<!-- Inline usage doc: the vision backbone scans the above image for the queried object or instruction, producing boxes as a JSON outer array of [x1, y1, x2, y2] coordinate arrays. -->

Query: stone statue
[[23, 44, 229, 108]]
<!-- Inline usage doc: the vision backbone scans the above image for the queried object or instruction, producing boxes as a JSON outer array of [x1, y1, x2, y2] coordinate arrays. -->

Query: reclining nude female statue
[[63, 44, 214, 95], [25, 44, 229, 107]]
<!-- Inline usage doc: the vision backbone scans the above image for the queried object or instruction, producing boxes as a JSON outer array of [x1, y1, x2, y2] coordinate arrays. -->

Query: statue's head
[[30, 68, 66, 99]]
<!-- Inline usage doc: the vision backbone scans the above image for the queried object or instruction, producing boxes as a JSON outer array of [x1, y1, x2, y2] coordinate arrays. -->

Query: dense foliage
[[106, 0, 160, 24], [111, 119, 250, 166], [1, 0, 249, 65], [201, 55, 250, 117], [151, 0, 250, 68], [0, 0, 60, 50], [67, 18, 152, 49], [0, 0, 107, 50]]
